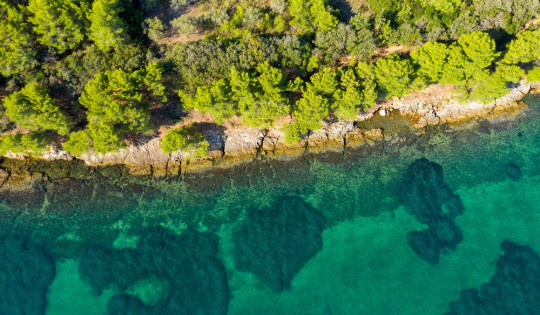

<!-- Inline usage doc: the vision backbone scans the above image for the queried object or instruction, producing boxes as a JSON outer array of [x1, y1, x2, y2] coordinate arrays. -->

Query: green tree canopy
[[441, 32, 498, 86], [289, 0, 338, 33], [180, 63, 293, 127], [469, 64, 524, 102], [77, 63, 166, 153], [160, 124, 209, 156], [62, 129, 93, 156], [458, 31, 498, 69], [420, 0, 463, 14], [374, 54, 413, 100], [410, 41, 450, 83], [88, 0, 128, 51], [0, 132, 48, 156], [3, 82, 72, 135], [284, 67, 337, 141], [0, 1, 37, 77], [502, 29, 540, 64], [27, 0, 86, 53], [333, 68, 362, 120], [526, 65, 540, 82]]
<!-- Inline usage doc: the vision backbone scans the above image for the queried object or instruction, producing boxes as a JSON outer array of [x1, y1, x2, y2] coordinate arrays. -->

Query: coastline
[[71, 81, 539, 175], [1, 81, 538, 180]]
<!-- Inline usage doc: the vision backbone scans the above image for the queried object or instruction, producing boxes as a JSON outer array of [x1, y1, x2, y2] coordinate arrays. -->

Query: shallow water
[[1, 94, 539, 314]]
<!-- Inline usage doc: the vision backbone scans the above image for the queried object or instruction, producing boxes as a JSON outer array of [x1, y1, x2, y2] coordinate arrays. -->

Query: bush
[[0, 132, 48, 156], [171, 15, 198, 36], [526, 65, 540, 82], [161, 124, 209, 156], [143, 17, 165, 42], [62, 130, 93, 156]]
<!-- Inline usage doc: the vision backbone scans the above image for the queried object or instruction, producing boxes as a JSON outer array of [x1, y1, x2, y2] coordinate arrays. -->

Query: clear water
[[1, 94, 539, 315]]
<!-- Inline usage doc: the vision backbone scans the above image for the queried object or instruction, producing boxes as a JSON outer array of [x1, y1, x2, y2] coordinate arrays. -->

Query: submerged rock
[[407, 217, 463, 265], [401, 158, 464, 223], [503, 162, 522, 181], [407, 229, 440, 265], [0, 236, 56, 315], [78, 227, 229, 315], [401, 158, 465, 264], [232, 197, 326, 292], [447, 241, 540, 314]]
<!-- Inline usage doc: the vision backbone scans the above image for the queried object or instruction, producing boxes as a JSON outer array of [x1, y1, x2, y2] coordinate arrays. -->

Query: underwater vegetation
[[0, 236, 55, 315], [78, 227, 229, 315], [401, 158, 465, 264], [447, 241, 540, 314], [232, 196, 326, 292], [503, 162, 522, 181]]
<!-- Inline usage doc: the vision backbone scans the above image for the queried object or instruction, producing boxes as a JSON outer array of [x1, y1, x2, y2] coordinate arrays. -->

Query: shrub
[[62, 130, 93, 156], [526, 65, 540, 82], [161, 124, 209, 156], [0, 132, 48, 156], [143, 17, 165, 42]]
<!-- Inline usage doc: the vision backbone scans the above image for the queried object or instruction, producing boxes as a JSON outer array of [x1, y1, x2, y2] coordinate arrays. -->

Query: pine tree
[[3, 82, 72, 135], [88, 0, 128, 51], [27, 0, 85, 53]]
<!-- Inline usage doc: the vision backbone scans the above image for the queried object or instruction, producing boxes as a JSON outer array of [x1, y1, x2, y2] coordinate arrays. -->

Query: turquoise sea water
[[1, 94, 539, 314]]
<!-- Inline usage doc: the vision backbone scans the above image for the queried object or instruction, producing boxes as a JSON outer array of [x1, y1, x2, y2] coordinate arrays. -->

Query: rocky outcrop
[[2, 81, 537, 176]]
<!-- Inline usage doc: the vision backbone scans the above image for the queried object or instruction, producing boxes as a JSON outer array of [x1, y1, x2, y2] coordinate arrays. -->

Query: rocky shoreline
[[1, 81, 538, 179]]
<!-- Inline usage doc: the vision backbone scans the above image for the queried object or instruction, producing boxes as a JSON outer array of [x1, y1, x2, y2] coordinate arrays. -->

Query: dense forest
[[0, 0, 538, 157]]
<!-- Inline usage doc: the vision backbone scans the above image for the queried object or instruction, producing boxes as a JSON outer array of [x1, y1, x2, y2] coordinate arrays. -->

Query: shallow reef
[[78, 227, 229, 315], [0, 236, 56, 315], [401, 158, 465, 264], [232, 196, 326, 292], [447, 241, 540, 314]]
